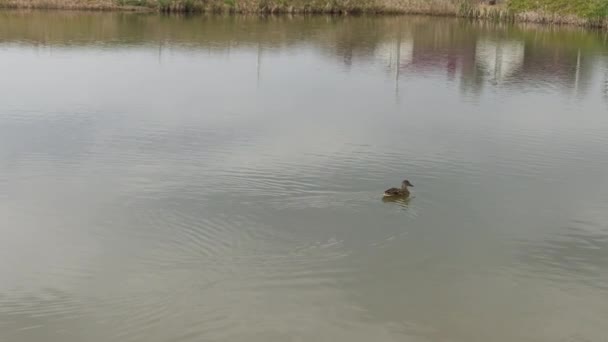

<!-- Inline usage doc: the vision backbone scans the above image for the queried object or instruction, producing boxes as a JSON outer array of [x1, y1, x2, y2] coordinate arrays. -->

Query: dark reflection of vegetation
[[1, 11, 606, 96], [604, 68, 608, 101]]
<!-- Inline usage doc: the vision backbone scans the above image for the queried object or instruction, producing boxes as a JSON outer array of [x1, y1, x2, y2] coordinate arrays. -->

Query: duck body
[[383, 187, 409, 197], [383, 179, 413, 197]]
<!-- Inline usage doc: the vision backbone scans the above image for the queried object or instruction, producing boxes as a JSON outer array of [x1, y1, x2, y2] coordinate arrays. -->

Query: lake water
[[1, 11, 608, 342]]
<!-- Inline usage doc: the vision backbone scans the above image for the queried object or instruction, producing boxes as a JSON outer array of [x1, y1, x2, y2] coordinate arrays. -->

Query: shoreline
[[0, 1, 606, 29]]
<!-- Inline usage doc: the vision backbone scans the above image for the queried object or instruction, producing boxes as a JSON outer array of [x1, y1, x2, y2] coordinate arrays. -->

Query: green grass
[[116, 0, 148, 6], [509, 0, 608, 19]]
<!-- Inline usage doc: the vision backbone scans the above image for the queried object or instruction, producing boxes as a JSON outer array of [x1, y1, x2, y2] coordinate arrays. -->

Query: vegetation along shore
[[0, 0, 607, 28]]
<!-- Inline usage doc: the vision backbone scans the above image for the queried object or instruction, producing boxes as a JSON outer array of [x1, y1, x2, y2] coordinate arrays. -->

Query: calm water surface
[[1, 12, 608, 342]]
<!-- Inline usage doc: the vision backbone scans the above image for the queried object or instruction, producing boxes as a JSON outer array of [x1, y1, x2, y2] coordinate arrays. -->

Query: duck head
[[401, 180, 414, 188]]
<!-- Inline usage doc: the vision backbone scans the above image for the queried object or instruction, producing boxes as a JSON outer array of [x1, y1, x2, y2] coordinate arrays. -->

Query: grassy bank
[[510, 0, 608, 26], [0, 0, 607, 28], [0, 0, 466, 14]]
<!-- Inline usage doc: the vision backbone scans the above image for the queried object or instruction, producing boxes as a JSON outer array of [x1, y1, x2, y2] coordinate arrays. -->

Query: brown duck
[[383, 179, 413, 197]]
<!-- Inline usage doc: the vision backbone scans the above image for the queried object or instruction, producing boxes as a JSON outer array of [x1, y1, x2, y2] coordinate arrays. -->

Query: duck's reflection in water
[[382, 196, 411, 209]]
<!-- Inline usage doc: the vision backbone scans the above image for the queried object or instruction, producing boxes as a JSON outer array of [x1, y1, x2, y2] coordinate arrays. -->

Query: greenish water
[[1, 11, 608, 342]]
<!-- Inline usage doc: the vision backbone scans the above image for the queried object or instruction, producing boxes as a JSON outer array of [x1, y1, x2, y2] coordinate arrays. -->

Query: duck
[[383, 179, 413, 197]]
